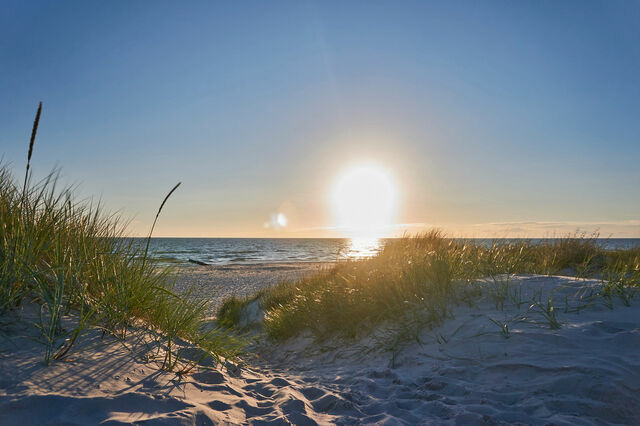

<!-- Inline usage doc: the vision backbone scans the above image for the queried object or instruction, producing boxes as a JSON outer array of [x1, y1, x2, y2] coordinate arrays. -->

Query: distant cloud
[[389, 220, 640, 238], [466, 220, 640, 238]]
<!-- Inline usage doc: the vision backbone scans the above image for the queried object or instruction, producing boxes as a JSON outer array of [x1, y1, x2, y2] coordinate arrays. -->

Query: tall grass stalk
[[141, 182, 181, 273], [22, 101, 42, 204]]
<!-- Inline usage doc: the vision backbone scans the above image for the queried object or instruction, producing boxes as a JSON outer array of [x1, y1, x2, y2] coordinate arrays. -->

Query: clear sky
[[1, 1, 639, 238]]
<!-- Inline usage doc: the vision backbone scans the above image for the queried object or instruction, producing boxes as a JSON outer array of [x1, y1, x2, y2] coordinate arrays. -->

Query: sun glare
[[331, 163, 397, 238]]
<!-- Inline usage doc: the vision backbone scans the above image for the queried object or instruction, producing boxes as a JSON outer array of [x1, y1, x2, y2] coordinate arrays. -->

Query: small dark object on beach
[[189, 258, 209, 266]]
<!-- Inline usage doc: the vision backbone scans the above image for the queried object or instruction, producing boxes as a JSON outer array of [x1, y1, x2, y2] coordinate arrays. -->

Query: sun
[[331, 163, 397, 238]]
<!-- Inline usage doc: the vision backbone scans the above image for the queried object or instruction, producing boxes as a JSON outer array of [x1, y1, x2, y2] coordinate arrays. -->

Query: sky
[[1, 1, 639, 238]]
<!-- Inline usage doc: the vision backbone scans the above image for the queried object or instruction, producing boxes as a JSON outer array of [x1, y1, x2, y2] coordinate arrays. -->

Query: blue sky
[[1, 1, 639, 237]]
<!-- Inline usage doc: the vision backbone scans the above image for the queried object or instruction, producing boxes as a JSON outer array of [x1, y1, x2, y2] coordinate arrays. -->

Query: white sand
[[172, 262, 332, 314], [1, 275, 639, 424]]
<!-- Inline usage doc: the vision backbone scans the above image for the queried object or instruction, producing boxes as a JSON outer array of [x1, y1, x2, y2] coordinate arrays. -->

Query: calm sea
[[141, 238, 640, 266]]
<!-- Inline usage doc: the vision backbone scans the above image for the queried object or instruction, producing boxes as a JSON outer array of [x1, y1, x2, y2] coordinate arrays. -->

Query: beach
[[172, 262, 333, 314], [2, 273, 639, 425]]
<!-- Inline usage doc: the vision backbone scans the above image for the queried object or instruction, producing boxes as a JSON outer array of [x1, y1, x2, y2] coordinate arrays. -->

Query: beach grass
[[218, 230, 640, 342], [0, 104, 244, 367]]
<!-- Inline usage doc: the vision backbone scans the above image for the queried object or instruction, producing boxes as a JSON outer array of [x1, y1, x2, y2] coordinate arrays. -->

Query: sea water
[[140, 237, 640, 266]]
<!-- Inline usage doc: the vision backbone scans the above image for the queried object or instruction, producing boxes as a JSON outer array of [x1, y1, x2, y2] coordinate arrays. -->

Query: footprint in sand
[[207, 400, 232, 411], [192, 370, 226, 385]]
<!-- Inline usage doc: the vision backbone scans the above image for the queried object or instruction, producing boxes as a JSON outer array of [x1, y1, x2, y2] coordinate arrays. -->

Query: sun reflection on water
[[342, 237, 382, 260]]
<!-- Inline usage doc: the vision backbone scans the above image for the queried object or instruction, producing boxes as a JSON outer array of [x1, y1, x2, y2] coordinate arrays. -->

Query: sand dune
[[1, 275, 639, 424]]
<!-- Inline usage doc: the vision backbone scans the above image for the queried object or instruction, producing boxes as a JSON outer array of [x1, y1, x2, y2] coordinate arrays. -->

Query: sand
[[1, 274, 639, 424], [172, 262, 332, 314]]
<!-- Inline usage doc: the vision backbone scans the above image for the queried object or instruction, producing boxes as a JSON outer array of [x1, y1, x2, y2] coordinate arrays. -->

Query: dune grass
[[218, 231, 640, 342], [1, 104, 244, 368]]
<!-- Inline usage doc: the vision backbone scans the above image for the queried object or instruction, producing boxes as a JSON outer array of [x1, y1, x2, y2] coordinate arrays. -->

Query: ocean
[[142, 237, 640, 266]]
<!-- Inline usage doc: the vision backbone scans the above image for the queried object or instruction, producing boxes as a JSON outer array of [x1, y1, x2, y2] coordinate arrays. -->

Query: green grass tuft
[[217, 296, 246, 328]]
